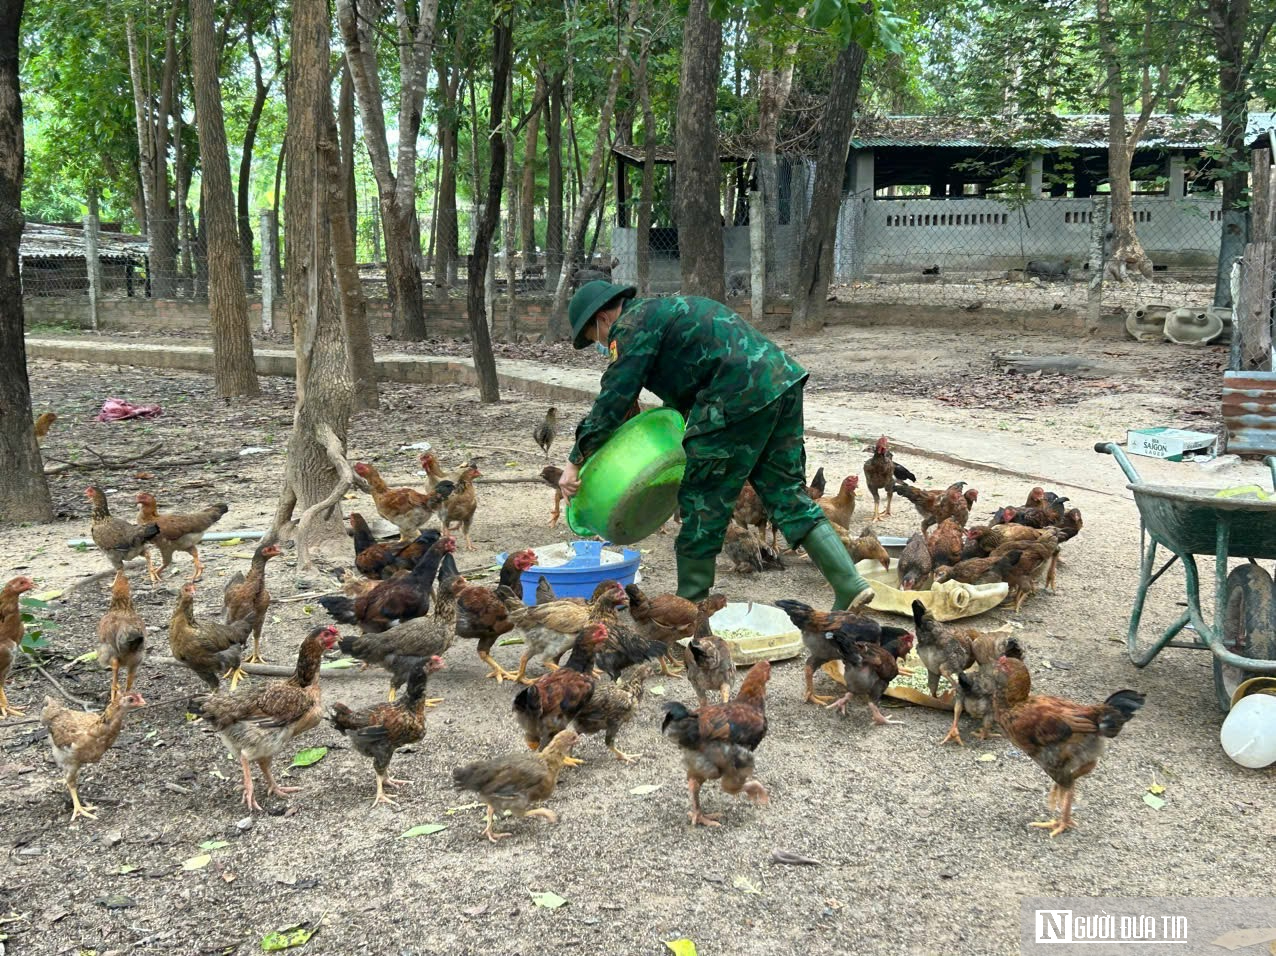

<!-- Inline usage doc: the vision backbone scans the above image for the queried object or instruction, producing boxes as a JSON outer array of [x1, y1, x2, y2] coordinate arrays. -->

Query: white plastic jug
[[1220, 692, 1276, 769]]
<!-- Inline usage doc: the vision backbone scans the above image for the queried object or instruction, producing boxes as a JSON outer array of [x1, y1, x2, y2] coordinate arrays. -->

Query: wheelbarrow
[[1095, 442, 1276, 711]]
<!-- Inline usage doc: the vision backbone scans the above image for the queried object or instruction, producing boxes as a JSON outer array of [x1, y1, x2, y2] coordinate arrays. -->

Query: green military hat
[[569, 280, 636, 349]]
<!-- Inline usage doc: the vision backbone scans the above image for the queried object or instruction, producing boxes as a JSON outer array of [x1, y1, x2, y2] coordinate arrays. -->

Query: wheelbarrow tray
[[1129, 483, 1276, 560]]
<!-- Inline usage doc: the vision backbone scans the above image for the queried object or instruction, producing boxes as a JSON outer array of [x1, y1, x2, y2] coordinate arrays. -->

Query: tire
[[1214, 563, 1276, 712]]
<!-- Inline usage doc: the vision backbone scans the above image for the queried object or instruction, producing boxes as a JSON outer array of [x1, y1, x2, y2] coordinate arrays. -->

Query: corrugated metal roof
[[20, 221, 148, 260], [1223, 371, 1276, 456]]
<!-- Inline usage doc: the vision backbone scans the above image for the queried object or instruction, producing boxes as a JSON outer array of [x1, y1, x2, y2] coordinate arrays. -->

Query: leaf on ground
[[976, 753, 997, 762], [399, 823, 447, 839], [770, 848, 821, 866], [117, 864, 140, 875], [199, 840, 230, 851], [732, 875, 762, 895], [1146, 783, 1166, 795], [497, 637, 524, 647], [649, 685, 666, 696], [260, 925, 316, 952], [1143, 793, 1166, 810], [290, 747, 327, 768], [219, 538, 243, 548], [530, 891, 568, 910], [1209, 929, 1276, 950], [230, 551, 256, 559], [32, 590, 63, 602], [181, 854, 211, 871], [302, 605, 313, 615], [320, 659, 357, 670], [664, 940, 698, 956], [628, 784, 662, 796], [445, 802, 484, 815], [93, 895, 135, 910]]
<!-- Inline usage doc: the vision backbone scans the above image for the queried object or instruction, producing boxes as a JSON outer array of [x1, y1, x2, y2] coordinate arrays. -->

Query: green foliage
[[18, 597, 58, 657]]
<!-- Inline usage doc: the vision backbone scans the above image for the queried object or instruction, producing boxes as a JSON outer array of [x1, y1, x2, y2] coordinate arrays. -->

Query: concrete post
[[1025, 154, 1044, 198], [1166, 153, 1186, 200], [748, 189, 765, 319], [850, 150, 874, 195], [259, 208, 274, 333], [1086, 194, 1109, 333], [83, 212, 101, 332]]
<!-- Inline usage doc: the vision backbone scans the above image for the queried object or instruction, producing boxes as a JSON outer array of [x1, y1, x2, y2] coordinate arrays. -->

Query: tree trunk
[[238, 27, 270, 295], [549, 0, 636, 337], [276, 0, 355, 553], [466, 9, 512, 403], [502, 68, 518, 341], [545, 72, 564, 291], [756, 40, 796, 296], [335, 0, 440, 341], [0, 0, 52, 525], [271, 133, 285, 291], [191, 0, 259, 397], [790, 41, 866, 334], [674, 0, 725, 300], [338, 62, 357, 237], [1207, 0, 1254, 308], [520, 68, 545, 265], [633, 24, 656, 296], [174, 112, 192, 296], [434, 53, 462, 300]]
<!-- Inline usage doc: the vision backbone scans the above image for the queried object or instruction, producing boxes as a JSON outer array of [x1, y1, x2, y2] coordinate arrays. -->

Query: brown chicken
[[505, 582, 627, 683], [42, 692, 147, 821], [723, 520, 783, 573], [825, 626, 915, 725], [966, 523, 1051, 557], [807, 467, 827, 499], [512, 622, 608, 760], [452, 728, 581, 841], [863, 436, 916, 520], [571, 661, 658, 763], [992, 535, 1061, 609], [927, 518, 965, 568], [898, 532, 933, 590], [169, 584, 253, 691], [894, 482, 974, 531], [540, 465, 565, 527], [34, 410, 57, 443], [1055, 508, 1084, 543], [350, 515, 445, 580], [775, 599, 913, 706], [991, 657, 1145, 837], [318, 537, 454, 634], [731, 482, 772, 545], [338, 610, 454, 703], [817, 474, 859, 529], [449, 549, 537, 681], [662, 660, 771, 827], [682, 594, 733, 706], [419, 452, 449, 492], [1023, 486, 1048, 509], [950, 634, 1024, 745], [329, 655, 446, 807], [87, 486, 161, 575], [354, 461, 447, 540], [623, 584, 713, 674], [221, 541, 282, 663], [845, 525, 891, 570], [0, 576, 35, 718], [195, 624, 340, 811], [911, 600, 976, 707], [97, 571, 146, 700], [134, 492, 228, 582], [438, 462, 482, 551], [534, 407, 557, 458], [933, 549, 1021, 586]]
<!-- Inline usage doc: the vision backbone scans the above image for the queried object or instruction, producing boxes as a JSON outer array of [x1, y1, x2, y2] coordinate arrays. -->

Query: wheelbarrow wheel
[[1216, 563, 1276, 713]]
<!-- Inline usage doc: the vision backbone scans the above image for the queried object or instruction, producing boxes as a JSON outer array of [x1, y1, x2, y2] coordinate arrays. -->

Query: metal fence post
[[1086, 194, 1109, 333], [83, 212, 101, 331], [259, 208, 274, 333], [748, 189, 765, 320]]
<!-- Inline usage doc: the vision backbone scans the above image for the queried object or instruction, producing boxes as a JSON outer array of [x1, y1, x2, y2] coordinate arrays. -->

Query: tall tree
[[544, 70, 564, 290], [236, 11, 275, 295], [519, 68, 546, 266], [125, 2, 181, 297], [0, 0, 52, 525], [754, 32, 798, 297], [675, 0, 725, 300], [190, 0, 260, 397], [466, 6, 513, 402], [789, 39, 867, 333], [271, 0, 354, 560], [336, 0, 440, 340]]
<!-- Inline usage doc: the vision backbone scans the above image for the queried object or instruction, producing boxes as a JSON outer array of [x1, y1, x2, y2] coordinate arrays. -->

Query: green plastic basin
[[566, 408, 687, 544]]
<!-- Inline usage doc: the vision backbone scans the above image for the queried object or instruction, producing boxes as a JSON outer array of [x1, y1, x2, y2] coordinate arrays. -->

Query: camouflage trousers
[[676, 383, 825, 561]]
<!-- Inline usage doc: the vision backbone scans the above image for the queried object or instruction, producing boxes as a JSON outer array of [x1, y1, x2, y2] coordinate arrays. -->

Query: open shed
[[20, 221, 146, 297]]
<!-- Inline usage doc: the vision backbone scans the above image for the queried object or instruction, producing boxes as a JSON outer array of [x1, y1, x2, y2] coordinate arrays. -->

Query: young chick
[[847, 526, 891, 570], [329, 655, 446, 807], [97, 570, 146, 700], [86, 486, 161, 575], [0, 575, 36, 718], [910, 600, 976, 705], [950, 634, 1024, 745], [683, 595, 733, 706], [898, 532, 933, 590], [42, 692, 147, 821], [534, 407, 557, 458], [571, 662, 657, 763], [452, 728, 581, 841]]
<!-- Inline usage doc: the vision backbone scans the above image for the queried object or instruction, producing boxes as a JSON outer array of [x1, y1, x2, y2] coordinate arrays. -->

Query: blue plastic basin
[[495, 541, 641, 605]]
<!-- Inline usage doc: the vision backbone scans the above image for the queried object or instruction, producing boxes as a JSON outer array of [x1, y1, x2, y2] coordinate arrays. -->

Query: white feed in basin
[[528, 542, 630, 569], [706, 602, 803, 665]]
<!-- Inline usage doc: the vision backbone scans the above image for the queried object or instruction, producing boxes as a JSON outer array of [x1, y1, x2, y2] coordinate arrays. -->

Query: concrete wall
[[611, 224, 797, 292], [24, 296, 556, 338], [838, 195, 1223, 276]]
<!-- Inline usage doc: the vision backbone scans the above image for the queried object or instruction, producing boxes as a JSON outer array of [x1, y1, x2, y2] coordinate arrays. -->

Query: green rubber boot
[[801, 520, 874, 611], [675, 556, 718, 603]]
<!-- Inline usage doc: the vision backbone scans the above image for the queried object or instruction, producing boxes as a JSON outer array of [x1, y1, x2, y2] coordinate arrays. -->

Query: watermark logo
[[1021, 898, 1276, 955]]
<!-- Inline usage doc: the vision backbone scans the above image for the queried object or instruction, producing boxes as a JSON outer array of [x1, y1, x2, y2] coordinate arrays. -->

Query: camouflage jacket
[[568, 295, 807, 464]]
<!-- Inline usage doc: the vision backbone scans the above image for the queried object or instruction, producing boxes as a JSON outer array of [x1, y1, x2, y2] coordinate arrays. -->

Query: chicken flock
[[1, 434, 1141, 843]]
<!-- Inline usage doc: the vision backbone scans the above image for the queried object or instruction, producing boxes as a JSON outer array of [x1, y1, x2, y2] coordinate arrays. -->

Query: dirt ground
[[2, 322, 1273, 956]]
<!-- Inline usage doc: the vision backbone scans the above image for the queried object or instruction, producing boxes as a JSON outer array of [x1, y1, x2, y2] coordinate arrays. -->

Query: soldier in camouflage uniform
[[558, 280, 872, 609]]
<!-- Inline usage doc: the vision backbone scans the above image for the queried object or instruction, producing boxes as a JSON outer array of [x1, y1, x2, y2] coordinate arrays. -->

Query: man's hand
[[559, 461, 582, 499]]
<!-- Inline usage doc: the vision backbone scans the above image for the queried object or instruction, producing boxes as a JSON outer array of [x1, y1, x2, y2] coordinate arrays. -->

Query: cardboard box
[[1126, 427, 1219, 461]]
